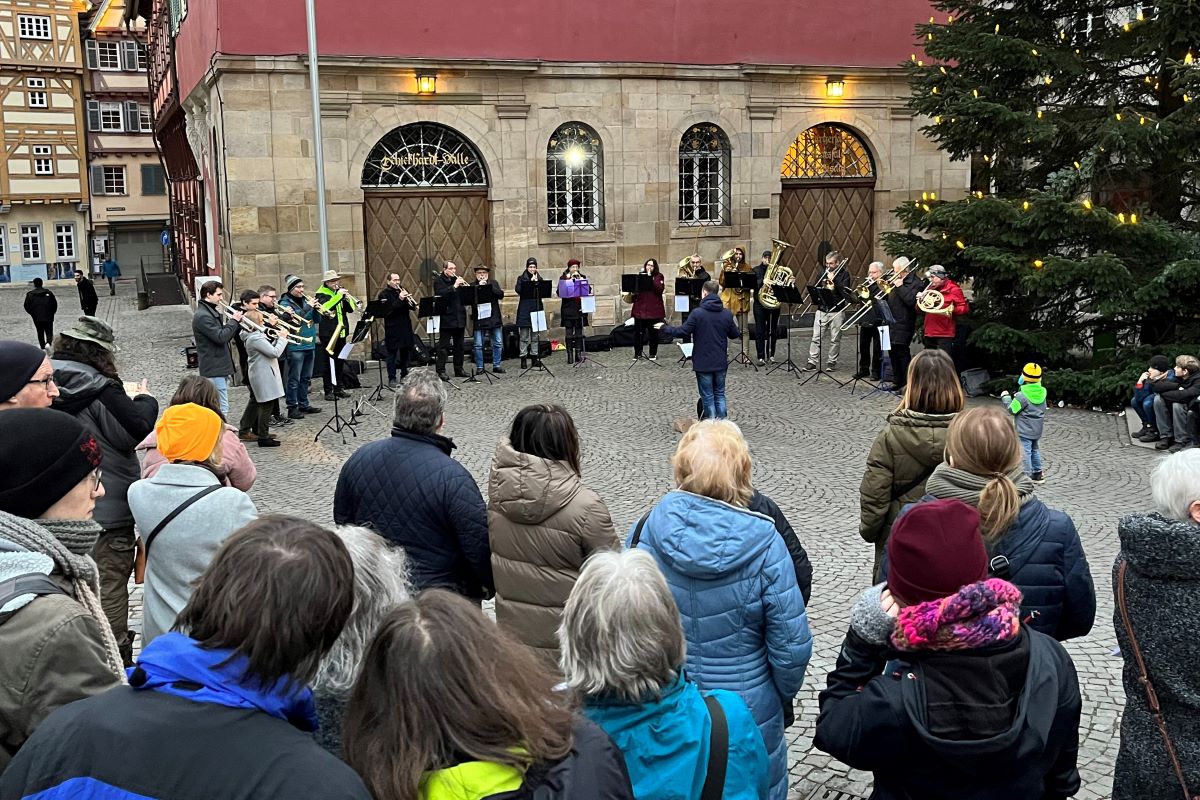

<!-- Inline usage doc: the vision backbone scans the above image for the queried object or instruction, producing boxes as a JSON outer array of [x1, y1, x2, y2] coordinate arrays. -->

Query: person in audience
[[859, 348, 964, 581], [136, 375, 256, 490], [1112, 449, 1200, 800], [560, 549, 769, 799], [0, 409, 124, 773], [312, 526, 412, 756], [1131, 354, 1177, 442], [891, 406, 1096, 641], [1152, 355, 1200, 452], [127, 403, 257, 645], [629, 419, 812, 800], [342, 589, 634, 800], [749, 487, 813, 605], [0, 516, 370, 798], [488, 404, 619, 664], [334, 369, 493, 600], [0, 340, 59, 410], [815, 499, 1082, 799], [51, 316, 158, 665]]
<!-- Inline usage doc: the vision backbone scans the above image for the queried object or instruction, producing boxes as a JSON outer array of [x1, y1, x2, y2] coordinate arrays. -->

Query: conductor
[[656, 280, 740, 420]]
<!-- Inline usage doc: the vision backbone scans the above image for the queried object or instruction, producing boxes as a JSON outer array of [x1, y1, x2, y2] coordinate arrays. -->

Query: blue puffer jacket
[[584, 673, 769, 800], [628, 491, 812, 800]]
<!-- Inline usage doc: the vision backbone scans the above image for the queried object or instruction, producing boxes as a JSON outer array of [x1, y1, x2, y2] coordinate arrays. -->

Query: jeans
[[1132, 386, 1157, 428], [696, 370, 728, 419], [286, 348, 314, 409], [92, 525, 136, 666], [809, 309, 844, 365], [1020, 437, 1043, 475], [207, 376, 229, 414], [474, 327, 503, 369]]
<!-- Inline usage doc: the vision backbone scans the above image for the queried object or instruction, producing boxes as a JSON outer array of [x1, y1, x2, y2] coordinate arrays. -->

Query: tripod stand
[[766, 286, 804, 376], [315, 353, 358, 444], [364, 317, 395, 402], [519, 278, 555, 378]]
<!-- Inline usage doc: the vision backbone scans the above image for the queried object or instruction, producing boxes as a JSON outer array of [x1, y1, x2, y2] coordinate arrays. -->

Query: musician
[[753, 249, 781, 365], [884, 256, 922, 392], [515, 257, 541, 369], [679, 254, 711, 346], [853, 262, 896, 381], [557, 258, 589, 364], [632, 258, 666, 361], [256, 284, 287, 423], [806, 250, 851, 371], [191, 280, 242, 414], [279, 275, 322, 420], [231, 289, 260, 415], [237, 305, 287, 447], [433, 260, 469, 380], [719, 246, 752, 318], [471, 265, 505, 374], [314, 269, 358, 401], [919, 265, 969, 367], [376, 272, 418, 387]]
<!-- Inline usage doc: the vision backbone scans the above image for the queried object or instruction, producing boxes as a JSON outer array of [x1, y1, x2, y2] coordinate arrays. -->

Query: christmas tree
[[881, 0, 1200, 405]]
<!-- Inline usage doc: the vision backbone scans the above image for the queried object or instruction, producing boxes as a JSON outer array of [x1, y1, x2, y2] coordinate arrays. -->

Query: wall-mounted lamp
[[825, 77, 845, 98], [416, 73, 437, 95]]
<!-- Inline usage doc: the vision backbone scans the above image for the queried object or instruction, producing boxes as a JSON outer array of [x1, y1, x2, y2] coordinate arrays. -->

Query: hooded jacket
[[487, 439, 619, 660], [1007, 382, 1047, 440], [660, 294, 740, 373], [22, 288, 57, 323], [858, 408, 956, 575], [921, 278, 968, 339], [51, 357, 158, 530], [629, 490, 812, 800], [0, 632, 371, 799], [136, 425, 257, 491], [584, 674, 770, 800], [815, 626, 1081, 800], [1113, 512, 1200, 800]]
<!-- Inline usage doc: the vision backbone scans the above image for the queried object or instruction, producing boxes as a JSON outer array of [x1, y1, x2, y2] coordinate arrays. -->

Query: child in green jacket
[[1001, 362, 1047, 483]]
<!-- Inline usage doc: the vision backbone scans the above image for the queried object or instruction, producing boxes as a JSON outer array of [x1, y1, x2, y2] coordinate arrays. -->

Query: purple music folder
[[558, 279, 590, 298]]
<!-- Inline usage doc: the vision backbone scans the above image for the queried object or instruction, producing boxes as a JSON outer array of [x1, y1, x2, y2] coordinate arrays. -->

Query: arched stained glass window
[[547, 122, 603, 231], [361, 122, 488, 188], [780, 124, 875, 180], [678, 123, 731, 226]]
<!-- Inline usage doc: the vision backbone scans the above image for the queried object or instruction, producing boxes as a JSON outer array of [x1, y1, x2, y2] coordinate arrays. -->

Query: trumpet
[[304, 293, 336, 318], [220, 303, 313, 345]]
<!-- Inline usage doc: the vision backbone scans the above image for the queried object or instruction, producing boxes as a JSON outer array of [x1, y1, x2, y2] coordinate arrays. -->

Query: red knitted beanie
[[887, 498, 988, 605]]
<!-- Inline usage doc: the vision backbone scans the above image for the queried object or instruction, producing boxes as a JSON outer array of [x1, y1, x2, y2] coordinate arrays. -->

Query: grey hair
[[1150, 448, 1200, 523], [558, 549, 685, 703], [313, 526, 412, 694], [868, 261, 885, 272], [392, 368, 447, 435]]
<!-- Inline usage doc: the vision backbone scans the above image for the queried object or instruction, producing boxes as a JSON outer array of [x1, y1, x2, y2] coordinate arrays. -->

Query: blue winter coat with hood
[[628, 490, 813, 800]]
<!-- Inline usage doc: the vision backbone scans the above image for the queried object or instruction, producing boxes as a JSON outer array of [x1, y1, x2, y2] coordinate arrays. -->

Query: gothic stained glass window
[[780, 124, 875, 180], [546, 122, 604, 231], [361, 123, 488, 188], [678, 124, 731, 226]]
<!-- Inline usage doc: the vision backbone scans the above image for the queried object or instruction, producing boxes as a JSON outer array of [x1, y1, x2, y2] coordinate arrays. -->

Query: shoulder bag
[[700, 694, 729, 800], [133, 484, 223, 584]]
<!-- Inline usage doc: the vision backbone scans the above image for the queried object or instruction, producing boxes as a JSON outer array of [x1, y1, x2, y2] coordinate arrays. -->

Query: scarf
[[130, 631, 320, 732], [924, 462, 1035, 507], [891, 578, 1022, 652], [0, 512, 124, 680]]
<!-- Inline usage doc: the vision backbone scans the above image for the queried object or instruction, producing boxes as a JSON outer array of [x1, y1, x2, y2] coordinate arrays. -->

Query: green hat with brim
[[60, 316, 116, 352]]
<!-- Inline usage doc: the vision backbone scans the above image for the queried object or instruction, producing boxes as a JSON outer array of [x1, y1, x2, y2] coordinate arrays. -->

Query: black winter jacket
[[23, 288, 57, 322], [433, 273, 468, 329], [660, 294, 739, 373], [76, 278, 98, 312], [748, 490, 813, 604], [815, 628, 1081, 800], [333, 428, 494, 599], [1158, 371, 1200, 405], [515, 271, 542, 328], [191, 300, 239, 378], [376, 286, 416, 345], [884, 273, 922, 336]]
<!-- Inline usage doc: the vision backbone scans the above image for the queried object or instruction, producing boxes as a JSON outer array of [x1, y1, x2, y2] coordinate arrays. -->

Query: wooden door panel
[[364, 195, 426, 297], [779, 187, 829, 283], [779, 185, 874, 284], [424, 194, 492, 277]]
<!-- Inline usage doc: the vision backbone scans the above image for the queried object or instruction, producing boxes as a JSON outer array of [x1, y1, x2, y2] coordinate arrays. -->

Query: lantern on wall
[[825, 77, 845, 98], [416, 73, 437, 95]]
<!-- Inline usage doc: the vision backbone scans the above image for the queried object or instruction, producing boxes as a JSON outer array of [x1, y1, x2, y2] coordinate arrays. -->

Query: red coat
[[922, 279, 968, 338], [632, 272, 666, 319]]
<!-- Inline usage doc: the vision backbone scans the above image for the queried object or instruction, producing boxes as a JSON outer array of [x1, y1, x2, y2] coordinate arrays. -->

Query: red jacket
[[632, 272, 666, 320], [922, 279, 968, 339]]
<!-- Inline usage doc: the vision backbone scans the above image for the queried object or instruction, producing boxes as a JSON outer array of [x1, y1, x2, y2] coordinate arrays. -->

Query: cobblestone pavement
[[2, 283, 1143, 799]]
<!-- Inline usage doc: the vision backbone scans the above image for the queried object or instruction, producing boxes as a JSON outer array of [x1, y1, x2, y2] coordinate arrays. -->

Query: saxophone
[[756, 238, 794, 310]]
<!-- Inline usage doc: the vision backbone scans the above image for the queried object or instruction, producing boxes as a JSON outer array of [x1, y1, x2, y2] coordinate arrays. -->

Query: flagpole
[[304, 0, 330, 274]]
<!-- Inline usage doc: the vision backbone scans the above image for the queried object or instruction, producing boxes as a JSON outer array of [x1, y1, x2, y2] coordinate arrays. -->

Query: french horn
[[917, 289, 948, 313]]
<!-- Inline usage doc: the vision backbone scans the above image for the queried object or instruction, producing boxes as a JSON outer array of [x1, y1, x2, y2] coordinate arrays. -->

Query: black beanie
[[0, 340, 46, 403], [1150, 354, 1171, 372], [0, 408, 102, 519]]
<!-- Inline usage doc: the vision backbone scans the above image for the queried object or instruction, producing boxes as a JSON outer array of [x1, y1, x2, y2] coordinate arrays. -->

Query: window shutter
[[90, 165, 106, 195], [125, 101, 139, 132], [121, 40, 139, 71], [85, 40, 99, 70], [140, 164, 165, 195], [86, 100, 101, 131]]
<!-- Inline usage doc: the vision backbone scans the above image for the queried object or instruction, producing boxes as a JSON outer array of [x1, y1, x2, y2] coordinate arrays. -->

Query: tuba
[[756, 238, 794, 310]]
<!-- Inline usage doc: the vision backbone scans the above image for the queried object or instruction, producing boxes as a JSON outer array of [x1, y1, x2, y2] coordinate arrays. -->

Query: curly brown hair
[[51, 334, 119, 380]]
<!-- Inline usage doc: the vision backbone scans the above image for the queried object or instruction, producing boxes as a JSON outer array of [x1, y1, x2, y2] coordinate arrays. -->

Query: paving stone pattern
[[1, 282, 1146, 799]]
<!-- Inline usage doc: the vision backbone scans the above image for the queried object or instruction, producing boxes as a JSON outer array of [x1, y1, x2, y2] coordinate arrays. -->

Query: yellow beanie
[[156, 403, 223, 463], [1022, 363, 1043, 383]]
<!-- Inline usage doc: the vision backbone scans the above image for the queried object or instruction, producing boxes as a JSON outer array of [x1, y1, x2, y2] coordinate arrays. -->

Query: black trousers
[[82, 303, 97, 317], [890, 330, 914, 387], [633, 317, 661, 358], [437, 327, 465, 373], [386, 339, 411, 380], [753, 305, 780, 359], [33, 320, 53, 349], [318, 341, 347, 393], [564, 320, 584, 352], [858, 325, 882, 376]]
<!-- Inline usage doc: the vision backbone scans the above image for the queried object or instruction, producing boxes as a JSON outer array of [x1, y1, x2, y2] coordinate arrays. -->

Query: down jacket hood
[[50, 357, 113, 414], [1119, 511, 1200, 579], [640, 490, 777, 579], [883, 408, 955, 465], [488, 439, 581, 526]]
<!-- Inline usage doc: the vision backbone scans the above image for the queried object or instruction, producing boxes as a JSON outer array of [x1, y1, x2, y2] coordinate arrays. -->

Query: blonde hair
[[1175, 355, 1200, 374], [945, 407, 1023, 541], [671, 420, 753, 507]]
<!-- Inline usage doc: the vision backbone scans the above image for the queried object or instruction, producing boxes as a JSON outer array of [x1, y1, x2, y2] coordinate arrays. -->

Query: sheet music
[[426, 316, 441, 334], [337, 342, 355, 360], [531, 310, 548, 333], [878, 325, 891, 352], [477, 304, 492, 320], [674, 295, 690, 313], [677, 342, 694, 358], [580, 295, 597, 314]]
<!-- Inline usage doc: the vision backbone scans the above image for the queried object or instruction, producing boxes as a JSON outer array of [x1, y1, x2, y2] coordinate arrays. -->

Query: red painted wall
[[178, 0, 933, 101]]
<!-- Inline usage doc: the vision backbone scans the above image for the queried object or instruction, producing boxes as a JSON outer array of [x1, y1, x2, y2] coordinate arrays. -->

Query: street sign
[[161, 230, 170, 247]]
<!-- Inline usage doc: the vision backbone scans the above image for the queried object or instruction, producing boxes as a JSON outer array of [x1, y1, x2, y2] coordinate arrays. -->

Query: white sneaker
[[649, 356, 657, 362], [757, 358, 766, 366]]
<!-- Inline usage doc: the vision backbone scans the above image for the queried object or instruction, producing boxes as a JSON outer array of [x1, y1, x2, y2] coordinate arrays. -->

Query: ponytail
[[978, 473, 1020, 542]]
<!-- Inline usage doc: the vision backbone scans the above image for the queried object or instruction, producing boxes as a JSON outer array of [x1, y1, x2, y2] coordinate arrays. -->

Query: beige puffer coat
[[487, 439, 619, 662]]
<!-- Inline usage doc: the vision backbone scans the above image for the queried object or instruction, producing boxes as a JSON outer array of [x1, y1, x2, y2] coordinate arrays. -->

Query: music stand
[[561, 279, 605, 370], [797, 284, 847, 387], [674, 277, 707, 365], [766, 285, 805, 376], [314, 352, 358, 444], [418, 295, 460, 391], [622, 274, 660, 369], [722, 271, 757, 370], [459, 284, 500, 385], [515, 279, 555, 378], [360, 300, 394, 403]]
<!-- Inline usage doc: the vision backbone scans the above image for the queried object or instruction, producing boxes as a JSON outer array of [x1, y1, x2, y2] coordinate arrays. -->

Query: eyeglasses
[[27, 376, 56, 390], [90, 468, 103, 493]]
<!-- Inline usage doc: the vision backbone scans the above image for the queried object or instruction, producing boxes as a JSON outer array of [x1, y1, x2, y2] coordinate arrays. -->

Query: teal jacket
[[1007, 382, 1047, 440], [585, 674, 769, 800]]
